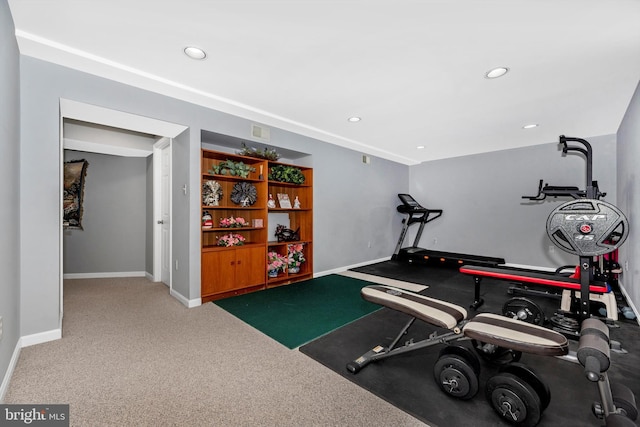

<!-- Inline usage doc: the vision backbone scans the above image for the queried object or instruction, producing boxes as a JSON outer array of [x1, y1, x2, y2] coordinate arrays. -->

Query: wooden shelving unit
[[266, 162, 313, 287], [200, 149, 313, 302]]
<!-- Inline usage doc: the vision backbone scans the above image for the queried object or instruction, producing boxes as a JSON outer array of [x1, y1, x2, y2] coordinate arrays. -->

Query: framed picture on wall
[[63, 159, 89, 229]]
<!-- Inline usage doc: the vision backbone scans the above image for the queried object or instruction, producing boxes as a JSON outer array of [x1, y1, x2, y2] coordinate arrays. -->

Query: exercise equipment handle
[[583, 355, 601, 382], [559, 135, 594, 197], [522, 179, 546, 200]]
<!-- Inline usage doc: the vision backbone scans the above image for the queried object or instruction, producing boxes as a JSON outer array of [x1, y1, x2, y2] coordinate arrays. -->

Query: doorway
[[59, 99, 187, 332]]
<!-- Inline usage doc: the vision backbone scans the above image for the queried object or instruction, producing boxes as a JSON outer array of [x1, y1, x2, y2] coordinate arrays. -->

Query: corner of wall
[[20, 329, 62, 348], [170, 289, 201, 308], [0, 341, 21, 403]]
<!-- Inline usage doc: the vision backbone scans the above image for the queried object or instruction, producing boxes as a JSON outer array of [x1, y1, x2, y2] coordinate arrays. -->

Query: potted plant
[[210, 159, 256, 178], [219, 216, 247, 228], [287, 244, 306, 274], [267, 251, 287, 278], [216, 233, 246, 247], [269, 165, 305, 185], [237, 143, 281, 161]]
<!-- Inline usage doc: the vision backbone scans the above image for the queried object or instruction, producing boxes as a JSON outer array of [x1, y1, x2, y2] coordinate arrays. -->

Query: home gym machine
[[460, 136, 630, 335], [391, 193, 505, 268]]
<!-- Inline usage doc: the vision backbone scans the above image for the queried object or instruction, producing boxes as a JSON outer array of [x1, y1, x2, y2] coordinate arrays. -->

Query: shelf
[[203, 227, 264, 232], [202, 242, 265, 253], [267, 240, 311, 246], [202, 205, 264, 210], [267, 272, 313, 288], [203, 173, 265, 183], [267, 181, 311, 188], [201, 147, 313, 300]]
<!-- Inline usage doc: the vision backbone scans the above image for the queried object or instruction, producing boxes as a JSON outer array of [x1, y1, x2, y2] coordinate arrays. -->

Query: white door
[[160, 143, 171, 286], [153, 137, 172, 288]]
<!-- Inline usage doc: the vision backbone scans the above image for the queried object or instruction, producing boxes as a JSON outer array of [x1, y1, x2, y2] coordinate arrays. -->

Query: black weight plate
[[433, 355, 479, 400], [486, 372, 542, 427], [502, 297, 545, 325], [611, 383, 639, 421], [500, 363, 551, 411], [438, 345, 481, 376], [546, 199, 629, 256]]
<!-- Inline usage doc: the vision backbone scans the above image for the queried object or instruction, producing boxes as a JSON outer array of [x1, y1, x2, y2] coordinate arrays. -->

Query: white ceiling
[[8, 0, 640, 165]]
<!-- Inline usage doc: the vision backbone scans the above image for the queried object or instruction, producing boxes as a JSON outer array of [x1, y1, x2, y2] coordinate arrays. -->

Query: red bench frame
[[459, 265, 610, 310]]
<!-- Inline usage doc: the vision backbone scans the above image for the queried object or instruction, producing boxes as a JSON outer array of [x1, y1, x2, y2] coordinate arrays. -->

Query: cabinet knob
[[157, 220, 164, 224]]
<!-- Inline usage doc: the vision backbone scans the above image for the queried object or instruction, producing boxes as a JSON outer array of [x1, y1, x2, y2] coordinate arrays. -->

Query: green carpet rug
[[213, 274, 380, 348]]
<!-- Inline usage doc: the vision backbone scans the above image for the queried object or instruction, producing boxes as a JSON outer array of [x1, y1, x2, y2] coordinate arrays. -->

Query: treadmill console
[[397, 193, 428, 214]]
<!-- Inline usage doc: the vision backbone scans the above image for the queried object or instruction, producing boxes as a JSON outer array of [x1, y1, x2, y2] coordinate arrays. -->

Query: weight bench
[[459, 265, 618, 321], [348, 285, 568, 373], [347, 284, 569, 425]]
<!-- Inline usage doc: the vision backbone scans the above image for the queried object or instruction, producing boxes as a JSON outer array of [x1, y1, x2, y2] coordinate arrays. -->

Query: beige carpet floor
[[4, 277, 427, 426]]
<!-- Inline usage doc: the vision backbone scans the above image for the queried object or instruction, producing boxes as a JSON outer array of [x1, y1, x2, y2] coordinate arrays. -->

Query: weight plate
[[500, 363, 551, 412], [546, 199, 629, 256], [502, 297, 545, 326], [486, 373, 542, 427], [549, 313, 580, 333], [433, 355, 479, 400], [438, 345, 481, 376]]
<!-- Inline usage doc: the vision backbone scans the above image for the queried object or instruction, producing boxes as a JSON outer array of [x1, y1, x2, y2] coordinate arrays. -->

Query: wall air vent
[[251, 123, 271, 141]]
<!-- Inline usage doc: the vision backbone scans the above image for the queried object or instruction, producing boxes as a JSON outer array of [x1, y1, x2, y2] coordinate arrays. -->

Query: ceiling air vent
[[251, 123, 270, 141]]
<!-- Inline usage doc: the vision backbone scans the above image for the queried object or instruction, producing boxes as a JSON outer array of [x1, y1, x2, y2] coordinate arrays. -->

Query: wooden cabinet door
[[202, 250, 237, 295], [201, 252, 217, 296], [235, 246, 266, 288]]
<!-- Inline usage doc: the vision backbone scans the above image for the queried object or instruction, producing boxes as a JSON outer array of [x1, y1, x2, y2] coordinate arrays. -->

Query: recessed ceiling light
[[416, 145, 425, 149], [347, 117, 361, 122], [184, 46, 207, 60], [522, 123, 539, 129], [484, 67, 509, 79]]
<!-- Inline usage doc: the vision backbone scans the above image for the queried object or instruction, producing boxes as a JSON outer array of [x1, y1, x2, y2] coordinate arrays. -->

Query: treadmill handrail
[[392, 194, 444, 258]]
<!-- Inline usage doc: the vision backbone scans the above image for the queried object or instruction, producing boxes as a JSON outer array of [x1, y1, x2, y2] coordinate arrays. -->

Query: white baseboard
[[63, 271, 147, 279], [170, 289, 201, 308], [0, 341, 21, 403], [313, 257, 391, 278], [145, 272, 155, 281], [20, 328, 61, 348]]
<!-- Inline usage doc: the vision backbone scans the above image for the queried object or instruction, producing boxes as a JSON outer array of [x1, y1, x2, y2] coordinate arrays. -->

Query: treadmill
[[392, 194, 504, 268]]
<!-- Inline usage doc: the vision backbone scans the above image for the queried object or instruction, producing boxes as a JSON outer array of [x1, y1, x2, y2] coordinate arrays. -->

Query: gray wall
[[313, 148, 407, 268], [63, 150, 147, 275], [0, 1, 21, 399], [172, 130, 193, 299], [13, 21, 637, 351], [408, 135, 617, 268], [617, 80, 640, 313], [18, 56, 407, 338]]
